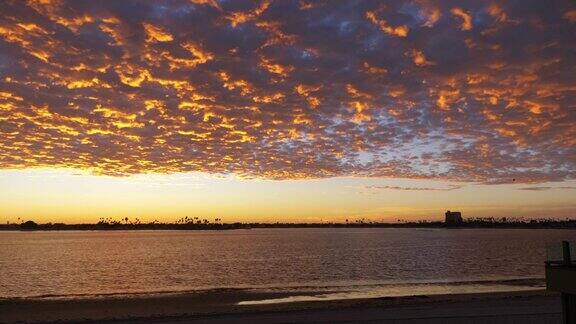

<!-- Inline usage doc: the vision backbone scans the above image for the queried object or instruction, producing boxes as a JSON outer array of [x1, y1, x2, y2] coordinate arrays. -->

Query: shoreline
[[0, 288, 559, 323], [0, 276, 546, 300], [2, 225, 576, 231]]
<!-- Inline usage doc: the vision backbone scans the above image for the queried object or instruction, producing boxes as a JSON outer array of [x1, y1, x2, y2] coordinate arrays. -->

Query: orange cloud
[[416, 0, 442, 27], [487, 3, 508, 23], [143, 23, 173, 42], [0, 0, 573, 185], [295, 84, 321, 108], [363, 62, 388, 75], [406, 49, 434, 66], [563, 10, 576, 22], [434, 89, 460, 110], [259, 56, 294, 77], [366, 11, 409, 37], [227, 0, 270, 27], [366, 185, 462, 191], [451, 7, 473, 31], [190, 0, 221, 10]]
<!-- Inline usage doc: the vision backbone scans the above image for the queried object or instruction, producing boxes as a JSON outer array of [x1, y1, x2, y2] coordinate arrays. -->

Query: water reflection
[[0, 228, 573, 299]]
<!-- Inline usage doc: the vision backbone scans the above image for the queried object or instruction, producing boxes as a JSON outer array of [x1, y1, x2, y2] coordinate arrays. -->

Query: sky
[[0, 0, 575, 223]]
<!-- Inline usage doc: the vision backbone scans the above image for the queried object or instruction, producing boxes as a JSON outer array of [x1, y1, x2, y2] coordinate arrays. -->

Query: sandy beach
[[0, 289, 561, 323]]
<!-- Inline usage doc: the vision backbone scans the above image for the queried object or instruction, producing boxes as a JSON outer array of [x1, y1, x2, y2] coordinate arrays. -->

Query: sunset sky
[[0, 0, 575, 223]]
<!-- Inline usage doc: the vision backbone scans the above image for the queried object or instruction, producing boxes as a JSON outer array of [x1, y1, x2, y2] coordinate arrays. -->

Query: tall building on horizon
[[445, 211, 463, 224]]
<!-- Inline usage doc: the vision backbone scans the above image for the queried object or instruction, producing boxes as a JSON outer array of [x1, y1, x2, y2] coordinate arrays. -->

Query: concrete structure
[[444, 210, 463, 225], [546, 241, 576, 324]]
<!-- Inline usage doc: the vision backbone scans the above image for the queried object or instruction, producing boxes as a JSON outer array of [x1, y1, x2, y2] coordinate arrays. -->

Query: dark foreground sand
[[0, 290, 561, 324]]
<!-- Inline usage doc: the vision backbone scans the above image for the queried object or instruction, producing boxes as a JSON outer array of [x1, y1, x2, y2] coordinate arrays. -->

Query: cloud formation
[[0, 0, 575, 183], [365, 185, 462, 191], [518, 186, 576, 191]]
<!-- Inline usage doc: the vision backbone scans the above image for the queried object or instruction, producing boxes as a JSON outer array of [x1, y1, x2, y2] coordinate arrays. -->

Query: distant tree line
[[2, 216, 576, 231]]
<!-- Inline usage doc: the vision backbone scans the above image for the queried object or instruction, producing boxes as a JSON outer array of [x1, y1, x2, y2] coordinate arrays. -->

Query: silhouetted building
[[445, 211, 463, 225], [546, 241, 576, 324], [20, 220, 38, 231]]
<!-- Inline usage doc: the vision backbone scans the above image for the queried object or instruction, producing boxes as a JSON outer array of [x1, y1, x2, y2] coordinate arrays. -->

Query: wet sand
[[0, 289, 561, 323]]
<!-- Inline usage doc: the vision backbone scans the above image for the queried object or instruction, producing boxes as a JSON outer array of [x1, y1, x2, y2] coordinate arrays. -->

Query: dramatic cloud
[[365, 185, 462, 191], [518, 186, 576, 191], [0, 0, 575, 183]]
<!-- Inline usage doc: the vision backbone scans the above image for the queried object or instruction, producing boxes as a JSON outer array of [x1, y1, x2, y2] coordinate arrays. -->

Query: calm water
[[1, 228, 575, 300]]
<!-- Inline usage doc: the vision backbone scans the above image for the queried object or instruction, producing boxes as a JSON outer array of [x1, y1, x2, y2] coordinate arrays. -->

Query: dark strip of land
[[0, 290, 561, 324], [2, 218, 576, 231]]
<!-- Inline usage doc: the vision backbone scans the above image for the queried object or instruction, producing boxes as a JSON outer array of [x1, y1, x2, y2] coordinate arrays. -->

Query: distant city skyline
[[1, 169, 574, 224]]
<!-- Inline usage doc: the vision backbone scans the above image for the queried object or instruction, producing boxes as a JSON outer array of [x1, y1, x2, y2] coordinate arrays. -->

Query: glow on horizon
[[1, 168, 574, 224]]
